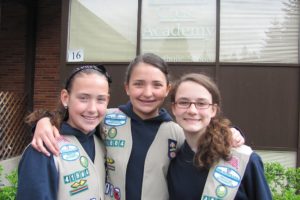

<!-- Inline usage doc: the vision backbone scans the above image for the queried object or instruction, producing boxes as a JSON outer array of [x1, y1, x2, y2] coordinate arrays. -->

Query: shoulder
[[19, 145, 55, 172], [21, 145, 54, 161], [248, 152, 264, 167], [161, 121, 184, 135], [243, 152, 265, 177], [160, 121, 185, 146]]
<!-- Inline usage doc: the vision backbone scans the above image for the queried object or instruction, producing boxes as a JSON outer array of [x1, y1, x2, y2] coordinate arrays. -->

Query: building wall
[[0, 2, 26, 94], [33, 0, 61, 110], [0, 0, 61, 110]]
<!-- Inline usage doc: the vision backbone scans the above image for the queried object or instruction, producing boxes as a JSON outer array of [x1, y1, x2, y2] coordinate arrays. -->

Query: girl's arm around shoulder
[[241, 152, 272, 200], [16, 146, 58, 200]]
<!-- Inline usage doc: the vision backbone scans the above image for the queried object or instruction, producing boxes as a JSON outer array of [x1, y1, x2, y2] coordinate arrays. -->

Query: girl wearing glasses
[[168, 73, 272, 200], [17, 65, 111, 200], [28, 53, 245, 200]]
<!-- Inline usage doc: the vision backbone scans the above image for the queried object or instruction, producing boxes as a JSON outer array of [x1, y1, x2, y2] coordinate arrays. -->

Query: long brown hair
[[170, 73, 232, 169]]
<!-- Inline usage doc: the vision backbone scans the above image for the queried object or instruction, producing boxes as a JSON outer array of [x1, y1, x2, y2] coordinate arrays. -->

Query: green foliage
[[265, 162, 300, 200], [0, 165, 18, 200]]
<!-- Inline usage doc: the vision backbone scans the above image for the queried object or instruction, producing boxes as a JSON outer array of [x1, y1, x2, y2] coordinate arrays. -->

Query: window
[[67, 0, 299, 63], [67, 0, 138, 62], [141, 0, 216, 62], [220, 0, 299, 63]]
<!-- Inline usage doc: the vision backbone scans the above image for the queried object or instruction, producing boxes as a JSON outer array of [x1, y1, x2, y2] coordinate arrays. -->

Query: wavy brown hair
[[170, 73, 232, 169]]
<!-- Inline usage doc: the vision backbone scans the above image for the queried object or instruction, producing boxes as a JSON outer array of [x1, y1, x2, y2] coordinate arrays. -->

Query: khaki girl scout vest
[[102, 108, 185, 200], [201, 145, 253, 200], [54, 135, 106, 200]]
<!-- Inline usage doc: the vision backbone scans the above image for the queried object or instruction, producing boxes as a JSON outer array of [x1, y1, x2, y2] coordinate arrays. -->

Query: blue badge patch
[[104, 113, 127, 126], [168, 139, 177, 159], [60, 144, 80, 161], [213, 166, 241, 188]]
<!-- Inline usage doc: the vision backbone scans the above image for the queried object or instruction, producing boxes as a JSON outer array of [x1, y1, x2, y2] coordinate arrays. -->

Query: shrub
[[0, 165, 18, 200], [264, 162, 300, 200]]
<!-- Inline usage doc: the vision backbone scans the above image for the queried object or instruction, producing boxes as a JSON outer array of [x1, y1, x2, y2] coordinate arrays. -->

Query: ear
[[165, 83, 171, 97], [211, 104, 218, 118], [124, 82, 130, 96], [171, 102, 176, 116], [61, 89, 70, 107]]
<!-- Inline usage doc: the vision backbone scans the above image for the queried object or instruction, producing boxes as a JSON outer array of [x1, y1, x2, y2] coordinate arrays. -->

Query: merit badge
[[80, 156, 89, 168], [106, 157, 115, 171], [104, 113, 126, 126], [108, 127, 117, 138], [215, 185, 228, 198], [168, 139, 177, 159], [60, 144, 80, 161], [213, 166, 241, 188], [226, 156, 239, 170], [70, 179, 88, 196]]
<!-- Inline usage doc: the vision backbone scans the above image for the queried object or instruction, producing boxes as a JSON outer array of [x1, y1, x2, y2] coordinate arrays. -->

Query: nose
[[187, 103, 198, 113], [143, 85, 153, 97], [87, 100, 97, 113]]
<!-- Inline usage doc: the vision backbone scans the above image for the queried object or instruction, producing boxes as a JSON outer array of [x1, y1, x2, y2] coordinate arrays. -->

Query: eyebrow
[[176, 97, 209, 101]]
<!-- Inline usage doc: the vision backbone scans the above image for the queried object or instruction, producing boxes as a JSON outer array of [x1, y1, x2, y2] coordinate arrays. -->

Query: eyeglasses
[[174, 101, 213, 109]]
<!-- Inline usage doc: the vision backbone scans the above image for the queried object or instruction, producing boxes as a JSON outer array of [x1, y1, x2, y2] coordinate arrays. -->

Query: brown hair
[[25, 65, 111, 129], [125, 53, 170, 85], [170, 73, 232, 168]]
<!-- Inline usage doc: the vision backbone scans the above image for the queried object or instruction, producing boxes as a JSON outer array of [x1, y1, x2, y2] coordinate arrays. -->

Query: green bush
[[0, 165, 18, 200], [264, 162, 300, 200]]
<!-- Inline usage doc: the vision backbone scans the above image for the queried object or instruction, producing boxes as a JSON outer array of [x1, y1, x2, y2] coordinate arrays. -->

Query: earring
[[64, 105, 68, 109]]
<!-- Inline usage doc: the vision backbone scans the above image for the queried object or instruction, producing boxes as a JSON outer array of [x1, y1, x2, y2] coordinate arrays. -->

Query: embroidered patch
[[213, 166, 241, 188], [202, 195, 222, 200], [108, 127, 118, 138], [60, 144, 80, 161], [226, 156, 239, 170], [215, 185, 227, 198], [104, 113, 127, 126], [104, 139, 125, 147], [80, 156, 89, 168], [106, 157, 115, 171], [168, 139, 177, 159], [64, 168, 90, 184], [71, 179, 87, 188], [68, 178, 89, 196]]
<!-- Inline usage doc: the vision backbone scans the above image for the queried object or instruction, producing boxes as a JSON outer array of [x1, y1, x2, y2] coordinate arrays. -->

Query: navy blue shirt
[[119, 102, 173, 200], [167, 141, 272, 200], [16, 122, 98, 200]]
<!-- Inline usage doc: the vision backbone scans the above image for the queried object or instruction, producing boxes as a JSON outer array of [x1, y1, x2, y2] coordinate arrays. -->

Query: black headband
[[65, 65, 112, 89]]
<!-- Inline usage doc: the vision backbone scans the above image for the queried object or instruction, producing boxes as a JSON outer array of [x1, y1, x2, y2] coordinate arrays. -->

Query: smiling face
[[61, 73, 110, 134], [125, 62, 170, 119], [172, 80, 217, 137]]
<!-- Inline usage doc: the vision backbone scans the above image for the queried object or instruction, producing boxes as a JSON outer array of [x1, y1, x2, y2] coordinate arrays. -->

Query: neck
[[184, 130, 205, 153]]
